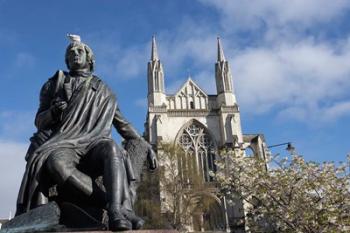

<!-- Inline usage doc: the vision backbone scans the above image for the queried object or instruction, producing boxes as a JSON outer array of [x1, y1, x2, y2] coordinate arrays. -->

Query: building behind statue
[[138, 37, 268, 232]]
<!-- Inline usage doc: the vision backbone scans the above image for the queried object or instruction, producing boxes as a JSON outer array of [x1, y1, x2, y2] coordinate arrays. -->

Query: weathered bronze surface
[[5, 35, 157, 232]]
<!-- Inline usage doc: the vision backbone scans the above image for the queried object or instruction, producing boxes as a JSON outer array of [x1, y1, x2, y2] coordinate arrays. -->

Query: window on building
[[190, 101, 195, 109], [178, 122, 216, 182]]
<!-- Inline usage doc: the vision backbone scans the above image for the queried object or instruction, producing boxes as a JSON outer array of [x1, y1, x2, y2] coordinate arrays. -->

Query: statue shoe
[[108, 209, 132, 231], [122, 209, 145, 230]]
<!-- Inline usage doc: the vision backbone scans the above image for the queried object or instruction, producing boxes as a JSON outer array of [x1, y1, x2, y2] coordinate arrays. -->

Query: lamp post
[[262, 142, 296, 171], [268, 142, 295, 155]]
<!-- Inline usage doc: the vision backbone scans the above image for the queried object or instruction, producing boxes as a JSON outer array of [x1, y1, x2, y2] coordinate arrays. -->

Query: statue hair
[[65, 42, 95, 72]]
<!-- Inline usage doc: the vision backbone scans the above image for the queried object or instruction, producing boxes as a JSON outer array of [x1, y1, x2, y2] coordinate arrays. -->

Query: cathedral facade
[[143, 37, 268, 232]]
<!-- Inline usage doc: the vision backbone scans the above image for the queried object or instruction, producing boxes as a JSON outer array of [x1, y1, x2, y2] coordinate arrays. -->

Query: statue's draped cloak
[[17, 73, 117, 213]]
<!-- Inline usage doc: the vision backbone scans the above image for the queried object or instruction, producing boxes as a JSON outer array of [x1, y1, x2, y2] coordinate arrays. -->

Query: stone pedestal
[[44, 231, 178, 233], [0, 202, 179, 233]]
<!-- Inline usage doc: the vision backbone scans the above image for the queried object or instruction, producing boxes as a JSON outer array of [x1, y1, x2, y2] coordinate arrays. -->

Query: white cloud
[[278, 101, 350, 124], [166, 78, 187, 95], [114, 46, 149, 79], [199, 0, 350, 30], [0, 140, 27, 218], [232, 39, 350, 121], [88, 33, 149, 81], [113, 28, 350, 123], [149, 1, 350, 123], [91, 1, 350, 124], [191, 70, 216, 94], [150, 20, 350, 123], [91, 18, 219, 82], [0, 111, 35, 141], [156, 22, 217, 76], [0, 111, 34, 217], [324, 101, 350, 120]]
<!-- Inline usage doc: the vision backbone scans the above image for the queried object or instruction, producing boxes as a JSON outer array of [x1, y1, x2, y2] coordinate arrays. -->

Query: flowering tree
[[215, 150, 350, 233]]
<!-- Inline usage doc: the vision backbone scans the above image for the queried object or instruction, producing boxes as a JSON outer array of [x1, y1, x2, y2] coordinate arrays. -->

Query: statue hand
[[51, 99, 68, 117], [147, 145, 158, 171], [54, 100, 68, 111]]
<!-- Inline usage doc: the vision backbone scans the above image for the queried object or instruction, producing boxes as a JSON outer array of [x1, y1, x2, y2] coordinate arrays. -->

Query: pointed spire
[[217, 37, 226, 62], [151, 35, 159, 61], [186, 69, 192, 80]]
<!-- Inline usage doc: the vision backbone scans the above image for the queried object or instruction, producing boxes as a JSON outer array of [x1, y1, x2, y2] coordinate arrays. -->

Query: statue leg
[[46, 148, 80, 186], [87, 139, 132, 230], [46, 148, 105, 207]]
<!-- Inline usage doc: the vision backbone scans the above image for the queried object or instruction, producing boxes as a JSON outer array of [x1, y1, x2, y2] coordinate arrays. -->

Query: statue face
[[67, 44, 89, 71]]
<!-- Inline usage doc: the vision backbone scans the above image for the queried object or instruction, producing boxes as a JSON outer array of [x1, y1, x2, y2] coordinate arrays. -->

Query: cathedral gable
[[167, 78, 208, 110]]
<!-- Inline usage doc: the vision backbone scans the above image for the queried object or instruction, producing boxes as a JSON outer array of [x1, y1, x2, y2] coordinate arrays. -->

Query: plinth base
[[43, 231, 178, 233]]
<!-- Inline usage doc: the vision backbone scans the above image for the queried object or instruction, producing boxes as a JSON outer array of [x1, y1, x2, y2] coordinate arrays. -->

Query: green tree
[[215, 150, 350, 233], [134, 166, 165, 229], [158, 143, 217, 232]]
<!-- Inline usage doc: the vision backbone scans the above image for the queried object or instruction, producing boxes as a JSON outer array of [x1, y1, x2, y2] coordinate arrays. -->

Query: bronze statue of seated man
[[15, 35, 157, 231]]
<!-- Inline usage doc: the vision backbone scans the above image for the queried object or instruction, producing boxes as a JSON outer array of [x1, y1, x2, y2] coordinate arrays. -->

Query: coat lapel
[[63, 76, 73, 101]]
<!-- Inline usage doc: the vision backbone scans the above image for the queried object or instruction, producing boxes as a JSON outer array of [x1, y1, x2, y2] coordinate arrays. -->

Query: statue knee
[[99, 140, 123, 161], [46, 153, 63, 174], [46, 149, 77, 184]]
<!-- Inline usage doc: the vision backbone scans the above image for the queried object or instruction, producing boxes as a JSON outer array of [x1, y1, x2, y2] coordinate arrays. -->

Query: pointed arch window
[[177, 122, 216, 182]]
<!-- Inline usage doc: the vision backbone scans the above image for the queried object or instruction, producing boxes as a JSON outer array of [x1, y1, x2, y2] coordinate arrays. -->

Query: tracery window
[[177, 122, 216, 182]]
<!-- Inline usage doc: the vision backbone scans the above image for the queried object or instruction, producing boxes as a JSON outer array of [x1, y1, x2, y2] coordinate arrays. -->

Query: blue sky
[[1, 0, 350, 217]]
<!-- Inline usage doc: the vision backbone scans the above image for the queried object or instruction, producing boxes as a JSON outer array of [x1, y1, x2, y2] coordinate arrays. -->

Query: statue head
[[65, 34, 95, 72]]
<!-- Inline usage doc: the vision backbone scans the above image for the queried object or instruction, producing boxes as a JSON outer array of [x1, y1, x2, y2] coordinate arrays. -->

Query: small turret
[[215, 37, 236, 106], [151, 36, 159, 61], [147, 36, 166, 106]]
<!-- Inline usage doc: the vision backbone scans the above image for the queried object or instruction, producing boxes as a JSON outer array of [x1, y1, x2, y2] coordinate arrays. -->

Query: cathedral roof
[[172, 77, 208, 98]]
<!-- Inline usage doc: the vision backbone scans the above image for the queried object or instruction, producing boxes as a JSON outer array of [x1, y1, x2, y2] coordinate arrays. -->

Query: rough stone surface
[[0, 202, 110, 233], [0, 202, 63, 233], [44, 230, 178, 233], [122, 138, 150, 207], [123, 138, 149, 181]]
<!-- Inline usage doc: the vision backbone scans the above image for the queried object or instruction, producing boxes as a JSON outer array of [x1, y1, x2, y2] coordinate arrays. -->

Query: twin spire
[[150, 36, 227, 62], [148, 36, 235, 106], [217, 37, 226, 62], [151, 35, 159, 61]]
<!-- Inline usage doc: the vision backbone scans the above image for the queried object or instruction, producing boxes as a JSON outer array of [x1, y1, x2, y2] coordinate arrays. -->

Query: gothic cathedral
[[143, 37, 267, 232]]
